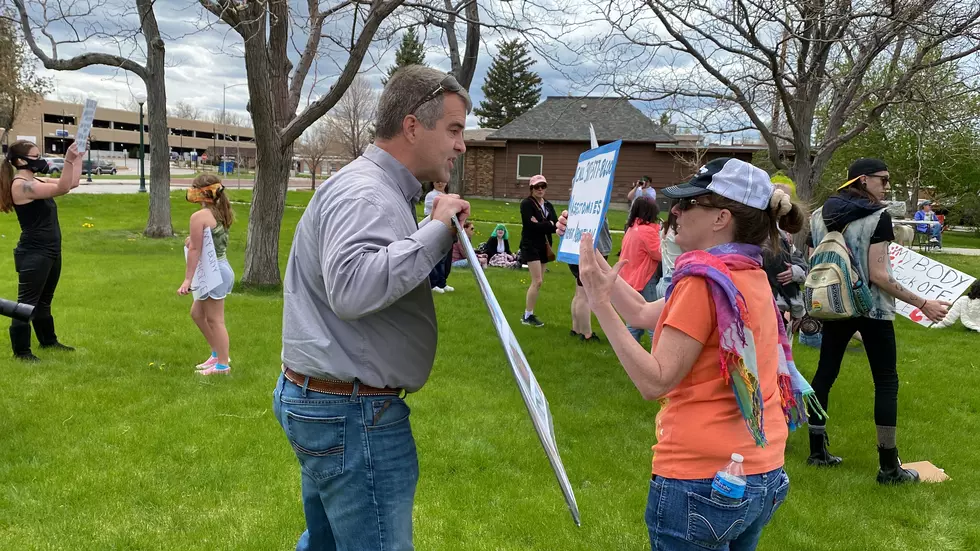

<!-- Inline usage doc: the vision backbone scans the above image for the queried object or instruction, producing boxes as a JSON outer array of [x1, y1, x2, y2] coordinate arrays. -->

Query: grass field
[[1, 194, 979, 550]]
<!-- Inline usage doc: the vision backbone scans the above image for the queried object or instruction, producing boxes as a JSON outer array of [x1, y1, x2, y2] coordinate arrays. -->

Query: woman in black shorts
[[520, 174, 557, 327]]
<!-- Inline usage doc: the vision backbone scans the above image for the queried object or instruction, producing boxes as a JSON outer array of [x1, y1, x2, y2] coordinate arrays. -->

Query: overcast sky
[[25, 0, 759, 141]]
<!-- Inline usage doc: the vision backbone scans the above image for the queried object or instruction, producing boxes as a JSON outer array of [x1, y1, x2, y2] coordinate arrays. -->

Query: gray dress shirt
[[281, 144, 454, 392]]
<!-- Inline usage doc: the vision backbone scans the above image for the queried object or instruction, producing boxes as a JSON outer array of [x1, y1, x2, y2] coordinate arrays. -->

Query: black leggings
[[808, 317, 898, 427], [9, 251, 62, 353]]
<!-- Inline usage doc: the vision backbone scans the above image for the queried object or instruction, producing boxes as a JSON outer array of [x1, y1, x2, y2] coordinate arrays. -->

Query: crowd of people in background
[[4, 61, 977, 551]]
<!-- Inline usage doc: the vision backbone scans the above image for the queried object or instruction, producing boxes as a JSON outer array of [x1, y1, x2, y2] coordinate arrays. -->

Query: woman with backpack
[[805, 158, 949, 484]]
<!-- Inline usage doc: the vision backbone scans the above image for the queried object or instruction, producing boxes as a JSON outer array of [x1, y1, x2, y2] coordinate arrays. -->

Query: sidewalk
[[73, 179, 315, 193]]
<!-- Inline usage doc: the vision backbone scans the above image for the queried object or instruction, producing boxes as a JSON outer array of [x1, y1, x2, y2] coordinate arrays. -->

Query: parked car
[[82, 159, 117, 175], [44, 157, 64, 176]]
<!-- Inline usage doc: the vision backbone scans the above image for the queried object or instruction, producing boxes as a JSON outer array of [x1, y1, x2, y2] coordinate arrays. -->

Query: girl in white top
[[932, 281, 980, 332]]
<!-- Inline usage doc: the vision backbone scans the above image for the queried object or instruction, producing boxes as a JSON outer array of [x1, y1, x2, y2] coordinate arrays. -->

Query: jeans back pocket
[[686, 491, 751, 549], [285, 411, 346, 481]]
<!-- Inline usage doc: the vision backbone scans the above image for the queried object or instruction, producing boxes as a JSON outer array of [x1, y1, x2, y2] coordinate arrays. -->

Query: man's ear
[[402, 115, 419, 144]]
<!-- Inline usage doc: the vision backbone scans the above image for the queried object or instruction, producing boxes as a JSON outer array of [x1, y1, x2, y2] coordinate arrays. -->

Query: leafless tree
[[296, 119, 334, 190], [13, 0, 175, 237], [576, 0, 980, 201], [199, 0, 408, 286], [328, 75, 377, 162], [169, 100, 203, 121], [0, 12, 51, 146]]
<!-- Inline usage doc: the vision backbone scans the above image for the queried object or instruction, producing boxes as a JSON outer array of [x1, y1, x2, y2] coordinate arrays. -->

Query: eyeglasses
[[531, 183, 547, 190], [866, 174, 891, 185], [408, 74, 463, 116], [675, 197, 718, 211]]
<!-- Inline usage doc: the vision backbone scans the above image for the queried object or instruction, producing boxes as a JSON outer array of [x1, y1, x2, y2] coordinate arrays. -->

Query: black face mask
[[10, 155, 49, 174]]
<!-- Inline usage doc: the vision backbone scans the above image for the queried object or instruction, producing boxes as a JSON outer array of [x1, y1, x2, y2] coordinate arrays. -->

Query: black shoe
[[522, 314, 544, 327], [40, 342, 75, 352], [14, 352, 41, 363], [807, 430, 843, 467], [582, 334, 602, 344], [569, 330, 581, 338], [876, 446, 920, 485]]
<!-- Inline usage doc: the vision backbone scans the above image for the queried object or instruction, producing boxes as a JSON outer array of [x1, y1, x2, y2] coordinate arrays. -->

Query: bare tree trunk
[[142, 15, 173, 237], [447, 157, 465, 195], [243, 138, 289, 287]]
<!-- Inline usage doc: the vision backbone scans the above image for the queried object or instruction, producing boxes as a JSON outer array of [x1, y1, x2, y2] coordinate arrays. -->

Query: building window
[[517, 155, 543, 180]]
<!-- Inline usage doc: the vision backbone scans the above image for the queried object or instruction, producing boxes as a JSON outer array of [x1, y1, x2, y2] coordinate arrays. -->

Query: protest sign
[[452, 216, 581, 526], [75, 99, 98, 154], [183, 227, 223, 300], [888, 243, 976, 326], [556, 140, 622, 265]]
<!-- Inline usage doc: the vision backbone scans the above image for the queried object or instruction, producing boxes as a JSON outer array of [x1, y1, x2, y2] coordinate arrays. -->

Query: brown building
[[461, 97, 761, 209], [5, 98, 256, 165]]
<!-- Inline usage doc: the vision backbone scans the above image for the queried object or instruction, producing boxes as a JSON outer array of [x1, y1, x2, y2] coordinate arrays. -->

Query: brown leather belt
[[282, 366, 402, 397]]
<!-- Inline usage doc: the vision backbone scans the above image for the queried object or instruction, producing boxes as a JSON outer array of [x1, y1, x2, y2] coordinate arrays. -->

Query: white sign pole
[[888, 243, 976, 326], [452, 215, 581, 526]]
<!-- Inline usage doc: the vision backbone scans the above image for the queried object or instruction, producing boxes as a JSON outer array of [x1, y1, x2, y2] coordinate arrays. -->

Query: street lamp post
[[222, 82, 248, 176], [135, 93, 147, 193], [86, 133, 93, 183]]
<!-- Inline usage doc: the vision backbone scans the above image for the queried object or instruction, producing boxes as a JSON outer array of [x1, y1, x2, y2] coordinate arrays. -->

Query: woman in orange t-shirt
[[560, 158, 821, 551]]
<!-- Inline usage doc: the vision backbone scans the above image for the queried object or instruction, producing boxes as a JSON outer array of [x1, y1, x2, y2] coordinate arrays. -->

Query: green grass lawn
[[1, 195, 979, 550], [941, 231, 980, 249]]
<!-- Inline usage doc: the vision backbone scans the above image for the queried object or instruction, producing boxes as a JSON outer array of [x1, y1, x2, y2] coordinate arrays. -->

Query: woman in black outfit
[[0, 140, 82, 361], [519, 174, 557, 327]]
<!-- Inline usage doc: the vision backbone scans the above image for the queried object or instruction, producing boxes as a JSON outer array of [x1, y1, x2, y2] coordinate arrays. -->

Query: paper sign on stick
[[75, 99, 98, 153], [888, 243, 976, 326], [556, 139, 622, 265], [183, 227, 223, 300], [452, 216, 581, 526]]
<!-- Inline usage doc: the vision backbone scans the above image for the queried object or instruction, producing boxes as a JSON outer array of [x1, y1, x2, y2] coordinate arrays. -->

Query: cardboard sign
[[557, 140, 622, 265], [452, 216, 581, 526], [902, 461, 950, 483], [888, 243, 976, 326], [75, 99, 98, 153], [183, 227, 223, 300]]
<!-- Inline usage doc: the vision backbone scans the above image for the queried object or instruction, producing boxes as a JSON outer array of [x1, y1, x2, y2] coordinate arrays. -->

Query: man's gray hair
[[375, 65, 472, 140]]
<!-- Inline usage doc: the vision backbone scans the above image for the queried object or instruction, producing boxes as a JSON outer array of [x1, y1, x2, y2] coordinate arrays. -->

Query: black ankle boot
[[14, 352, 41, 363], [9, 323, 36, 360], [807, 430, 843, 467], [876, 446, 919, 485], [33, 317, 73, 351]]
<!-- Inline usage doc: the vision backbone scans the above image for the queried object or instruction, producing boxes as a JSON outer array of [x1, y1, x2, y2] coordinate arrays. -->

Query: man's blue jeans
[[646, 468, 789, 551], [273, 373, 419, 551]]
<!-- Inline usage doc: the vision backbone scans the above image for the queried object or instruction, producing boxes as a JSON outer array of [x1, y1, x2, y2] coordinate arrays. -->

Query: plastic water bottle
[[710, 453, 747, 505]]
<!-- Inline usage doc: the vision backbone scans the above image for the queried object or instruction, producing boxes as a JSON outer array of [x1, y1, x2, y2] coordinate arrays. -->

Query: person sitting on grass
[[450, 220, 487, 269], [932, 280, 980, 332], [178, 174, 236, 376], [484, 224, 519, 268]]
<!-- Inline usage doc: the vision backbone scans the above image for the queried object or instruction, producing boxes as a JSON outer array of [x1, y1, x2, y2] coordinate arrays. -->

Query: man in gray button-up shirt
[[273, 65, 471, 551]]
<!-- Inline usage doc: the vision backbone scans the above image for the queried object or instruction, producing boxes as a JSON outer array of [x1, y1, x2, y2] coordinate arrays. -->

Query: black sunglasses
[[409, 75, 463, 116], [675, 197, 719, 211], [530, 183, 547, 190], [865, 174, 891, 185]]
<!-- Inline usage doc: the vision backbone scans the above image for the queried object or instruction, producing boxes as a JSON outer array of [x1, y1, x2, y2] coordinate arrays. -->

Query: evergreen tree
[[474, 39, 542, 129], [383, 28, 426, 85]]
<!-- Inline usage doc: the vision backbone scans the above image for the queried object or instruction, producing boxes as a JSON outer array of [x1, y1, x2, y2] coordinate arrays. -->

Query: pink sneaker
[[196, 356, 231, 370], [196, 356, 218, 369], [197, 365, 231, 376]]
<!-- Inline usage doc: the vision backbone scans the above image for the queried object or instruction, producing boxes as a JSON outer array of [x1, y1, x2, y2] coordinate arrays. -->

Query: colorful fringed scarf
[[665, 242, 826, 447]]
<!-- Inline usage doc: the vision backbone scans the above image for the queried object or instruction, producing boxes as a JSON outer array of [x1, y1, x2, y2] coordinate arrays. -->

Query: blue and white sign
[[557, 139, 622, 264]]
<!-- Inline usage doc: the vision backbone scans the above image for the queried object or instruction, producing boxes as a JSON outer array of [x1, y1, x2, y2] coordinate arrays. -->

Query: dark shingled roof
[[487, 97, 676, 143]]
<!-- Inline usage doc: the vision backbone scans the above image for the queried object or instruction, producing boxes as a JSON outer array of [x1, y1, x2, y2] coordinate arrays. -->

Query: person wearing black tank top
[[1, 139, 83, 361]]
